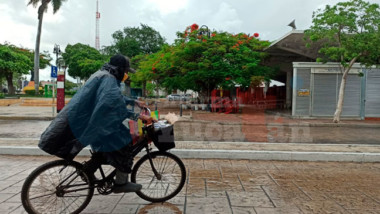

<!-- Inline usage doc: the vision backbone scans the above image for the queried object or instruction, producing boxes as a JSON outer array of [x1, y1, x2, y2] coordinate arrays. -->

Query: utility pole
[[95, 0, 100, 50], [52, 44, 61, 116]]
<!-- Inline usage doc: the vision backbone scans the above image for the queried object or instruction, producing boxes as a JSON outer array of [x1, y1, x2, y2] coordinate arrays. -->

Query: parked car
[[167, 94, 181, 101], [181, 94, 192, 101]]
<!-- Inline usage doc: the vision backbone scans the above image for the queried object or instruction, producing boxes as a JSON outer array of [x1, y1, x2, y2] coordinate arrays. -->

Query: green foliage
[[103, 24, 166, 57], [0, 43, 48, 95], [146, 82, 156, 97], [64, 79, 77, 91], [63, 43, 107, 80], [0, 44, 33, 77], [65, 91, 77, 96], [16, 48, 51, 79], [24, 89, 44, 95], [138, 25, 275, 96], [28, 0, 67, 14], [0, 92, 4, 99], [305, 0, 380, 67]]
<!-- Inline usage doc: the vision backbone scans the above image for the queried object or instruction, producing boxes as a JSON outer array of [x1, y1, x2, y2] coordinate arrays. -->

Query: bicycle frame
[[56, 124, 159, 195]]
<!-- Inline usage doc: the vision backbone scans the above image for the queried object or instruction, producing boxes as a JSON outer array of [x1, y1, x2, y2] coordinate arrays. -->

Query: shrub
[[24, 89, 44, 95], [65, 91, 77, 96], [0, 92, 4, 99]]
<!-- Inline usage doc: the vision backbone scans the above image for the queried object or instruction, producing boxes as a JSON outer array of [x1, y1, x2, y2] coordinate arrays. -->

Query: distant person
[[39, 54, 156, 193]]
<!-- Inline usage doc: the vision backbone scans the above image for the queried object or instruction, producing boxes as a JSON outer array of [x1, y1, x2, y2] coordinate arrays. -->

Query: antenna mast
[[95, 0, 100, 50]]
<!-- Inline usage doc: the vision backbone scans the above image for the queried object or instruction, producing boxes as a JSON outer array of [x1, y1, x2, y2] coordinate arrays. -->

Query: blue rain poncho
[[39, 69, 138, 160]]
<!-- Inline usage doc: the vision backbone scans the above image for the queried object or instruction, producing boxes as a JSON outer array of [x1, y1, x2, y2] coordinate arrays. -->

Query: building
[[292, 62, 380, 119], [265, 30, 380, 119]]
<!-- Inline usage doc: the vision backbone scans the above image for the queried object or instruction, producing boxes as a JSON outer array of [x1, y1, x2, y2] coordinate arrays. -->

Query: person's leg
[[112, 144, 142, 193], [113, 169, 142, 193]]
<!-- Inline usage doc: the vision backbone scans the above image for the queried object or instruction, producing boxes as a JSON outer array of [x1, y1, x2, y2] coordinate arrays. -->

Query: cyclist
[[39, 54, 156, 193]]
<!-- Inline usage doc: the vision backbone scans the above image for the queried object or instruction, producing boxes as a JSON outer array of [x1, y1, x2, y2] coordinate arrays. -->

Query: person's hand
[[135, 100, 146, 109], [139, 115, 157, 124]]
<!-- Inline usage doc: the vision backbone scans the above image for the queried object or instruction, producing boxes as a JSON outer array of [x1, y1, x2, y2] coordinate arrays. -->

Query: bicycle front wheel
[[21, 160, 94, 214], [131, 151, 186, 202]]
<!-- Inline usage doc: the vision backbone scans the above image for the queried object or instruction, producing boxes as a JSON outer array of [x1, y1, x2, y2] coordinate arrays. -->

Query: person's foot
[[113, 182, 142, 193]]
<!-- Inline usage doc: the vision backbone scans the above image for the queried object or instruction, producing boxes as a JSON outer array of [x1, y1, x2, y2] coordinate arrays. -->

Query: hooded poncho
[[39, 69, 138, 160]]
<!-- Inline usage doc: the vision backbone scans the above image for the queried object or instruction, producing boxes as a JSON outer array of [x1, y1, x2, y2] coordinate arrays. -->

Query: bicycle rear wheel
[[131, 151, 186, 202], [21, 160, 94, 214]]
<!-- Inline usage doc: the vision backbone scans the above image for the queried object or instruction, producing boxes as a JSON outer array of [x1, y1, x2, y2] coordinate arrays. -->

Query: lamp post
[[53, 44, 61, 68], [198, 25, 211, 111], [53, 44, 66, 113], [51, 45, 61, 115], [198, 25, 211, 37]]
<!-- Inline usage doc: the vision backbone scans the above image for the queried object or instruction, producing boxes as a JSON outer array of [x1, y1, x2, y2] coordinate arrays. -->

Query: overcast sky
[[0, 0, 378, 82]]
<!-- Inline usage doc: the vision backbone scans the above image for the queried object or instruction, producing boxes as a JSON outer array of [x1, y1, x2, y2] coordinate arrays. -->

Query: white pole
[[52, 79, 55, 117]]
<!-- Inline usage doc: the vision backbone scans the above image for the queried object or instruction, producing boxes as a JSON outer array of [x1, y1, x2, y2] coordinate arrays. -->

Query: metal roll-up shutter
[[312, 74, 337, 116], [295, 69, 311, 116], [337, 74, 361, 117], [365, 69, 380, 117]]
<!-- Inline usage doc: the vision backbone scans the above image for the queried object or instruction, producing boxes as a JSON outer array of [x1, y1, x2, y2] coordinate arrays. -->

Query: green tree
[[0, 44, 32, 95], [64, 79, 77, 91], [19, 48, 51, 78], [28, 0, 67, 93], [62, 43, 108, 80], [130, 45, 181, 97], [305, 0, 380, 123], [144, 24, 274, 101], [103, 24, 166, 57]]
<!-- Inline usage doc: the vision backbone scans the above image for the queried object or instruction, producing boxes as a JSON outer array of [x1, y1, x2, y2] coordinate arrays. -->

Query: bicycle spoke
[[23, 161, 94, 214], [29, 192, 56, 200], [133, 152, 185, 202]]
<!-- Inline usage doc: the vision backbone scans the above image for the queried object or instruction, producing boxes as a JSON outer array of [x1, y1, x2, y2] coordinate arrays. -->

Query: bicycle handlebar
[[140, 106, 151, 116]]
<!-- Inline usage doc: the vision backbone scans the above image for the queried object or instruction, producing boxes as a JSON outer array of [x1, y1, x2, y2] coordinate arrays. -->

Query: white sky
[[0, 0, 378, 82]]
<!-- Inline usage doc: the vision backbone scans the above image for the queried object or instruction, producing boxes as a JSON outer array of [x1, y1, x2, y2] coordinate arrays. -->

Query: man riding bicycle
[[39, 54, 156, 193]]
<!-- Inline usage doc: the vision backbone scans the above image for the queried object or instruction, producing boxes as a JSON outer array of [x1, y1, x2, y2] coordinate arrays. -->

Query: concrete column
[[286, 71, 292, 109]]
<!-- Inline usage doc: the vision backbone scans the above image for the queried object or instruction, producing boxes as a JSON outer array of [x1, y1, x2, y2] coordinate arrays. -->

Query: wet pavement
[[1, 155, 380, 214], [1, 118, 380, 144]]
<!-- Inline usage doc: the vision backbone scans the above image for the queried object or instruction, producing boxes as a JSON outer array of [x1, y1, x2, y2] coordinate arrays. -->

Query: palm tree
[[28, 0, 66, 94]]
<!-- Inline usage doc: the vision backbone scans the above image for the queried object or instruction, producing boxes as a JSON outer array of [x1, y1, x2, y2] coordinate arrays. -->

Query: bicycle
[[20, 107, 186, 214]]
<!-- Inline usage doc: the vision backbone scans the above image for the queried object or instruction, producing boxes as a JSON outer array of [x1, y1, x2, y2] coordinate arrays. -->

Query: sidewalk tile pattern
[[0, 155, 380, 214]]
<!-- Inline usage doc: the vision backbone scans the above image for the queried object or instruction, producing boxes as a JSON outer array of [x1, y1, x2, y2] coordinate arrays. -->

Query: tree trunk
[[0, 77, 3, 92], [30, 70, 34, 81], [156, 81, 159, 98], [33, 1, 48, 93], [333, 57, 359, 123], [125, 81, 131, 97], [199, 91, 208, 104], [6, 73, 15, 95], [333, 71, 348, 123], [142, 81, 146, 97]]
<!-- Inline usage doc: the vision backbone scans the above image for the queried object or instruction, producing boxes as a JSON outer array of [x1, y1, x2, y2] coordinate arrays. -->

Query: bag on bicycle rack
[[39, 107, 84, 160], [149, 123, 175, 151]]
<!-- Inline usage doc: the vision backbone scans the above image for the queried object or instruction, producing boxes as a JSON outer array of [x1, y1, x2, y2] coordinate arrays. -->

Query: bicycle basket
[[149, 124, 175, 151]]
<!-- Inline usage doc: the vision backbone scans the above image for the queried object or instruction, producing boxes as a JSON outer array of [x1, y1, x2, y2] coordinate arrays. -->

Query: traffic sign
[[51, 66, 58, 78]]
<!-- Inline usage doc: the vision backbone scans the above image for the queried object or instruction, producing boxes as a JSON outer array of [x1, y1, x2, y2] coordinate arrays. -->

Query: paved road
[[1, 155, 380, 213], [1, 119, 380, 144]]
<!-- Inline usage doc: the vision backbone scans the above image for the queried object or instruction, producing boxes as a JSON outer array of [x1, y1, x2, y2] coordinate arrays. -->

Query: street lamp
[[52, 44, 63, 114], [198, 25, 211, 38], [53, 44, 61, 68], [198, 25, 211, 111]]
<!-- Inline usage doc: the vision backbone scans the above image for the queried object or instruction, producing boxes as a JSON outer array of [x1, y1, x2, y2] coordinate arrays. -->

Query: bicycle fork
[[145, 147, 162, 180]]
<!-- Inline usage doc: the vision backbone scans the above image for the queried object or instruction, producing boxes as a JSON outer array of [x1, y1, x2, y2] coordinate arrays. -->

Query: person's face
[[122, 71, 129, 82]]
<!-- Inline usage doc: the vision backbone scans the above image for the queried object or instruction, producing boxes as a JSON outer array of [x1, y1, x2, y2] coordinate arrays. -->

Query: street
[[1, 119, 380, 144], [1, 155, 380, 213]]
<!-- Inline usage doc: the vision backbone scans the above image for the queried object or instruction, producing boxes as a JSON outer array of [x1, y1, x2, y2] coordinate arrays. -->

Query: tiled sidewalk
[[1, 155, 380, 213]]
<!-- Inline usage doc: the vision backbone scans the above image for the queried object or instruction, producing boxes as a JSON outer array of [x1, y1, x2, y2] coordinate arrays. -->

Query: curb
[[177, 119, 380, 128], [0, 116, 54, 121], [0, 115, 379, 128], [0, 146, 379, 163]]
